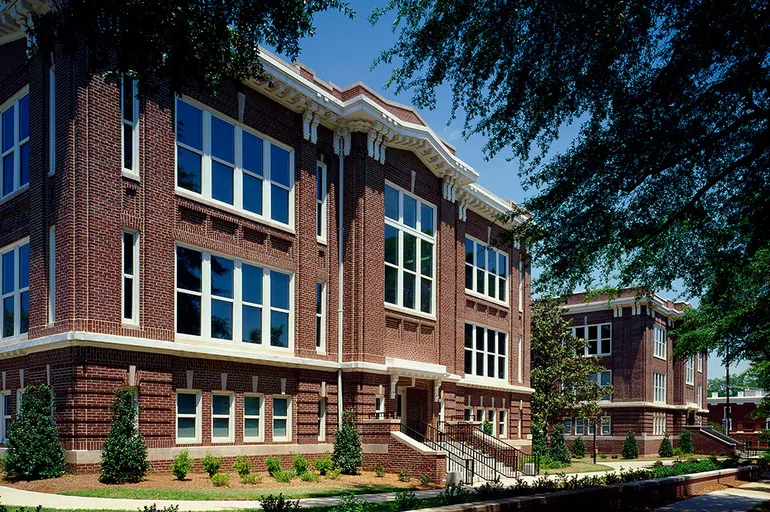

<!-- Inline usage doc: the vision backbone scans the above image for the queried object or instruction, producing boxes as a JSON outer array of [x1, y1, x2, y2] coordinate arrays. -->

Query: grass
[[541, 460, 614, 474], [59, 482, 410, 501]]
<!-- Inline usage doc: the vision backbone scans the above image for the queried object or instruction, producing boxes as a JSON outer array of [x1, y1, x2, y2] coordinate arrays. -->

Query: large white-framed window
[[464, 323, 508, 381], [517, 335, 523, 383], [600, 415, 611, 436], [1, 86, 29, 199], [653, 412, 665, 435], [374, 395, 385, 420], [121, 75, 139, 177], [243, 393, 264, 442], [272, 395, 291, 441], [686, 357, 694, 385], [176, 390, 201, 443], [464, 236, 508, 305], [48, 226, 56, 324], [697, 352, 703, 372], [517, 258, 523, 312], [318, 398, 326, 441], [572, 323, 612, 357], [384, 182, 436, 316], [498, 409, 507, 438], [653, 373, 667, 403], [316, 162, 327, 242], [697, 384, 703, 408], [211, 392, 234, 443], [575, 417, 585, 436], [175, 96, 294, 228], [487, 409, 496, 436], [175, 244, 292, 350], [122, 230, 140, 324], [316, 282, 326, 352], [654, 325, 666, 360], [1, 238, 29, 340], [1, 391, 10, 443], [588, 370, 613, 401], [587, 417, 596, 436], [48, 66, 56, 175]]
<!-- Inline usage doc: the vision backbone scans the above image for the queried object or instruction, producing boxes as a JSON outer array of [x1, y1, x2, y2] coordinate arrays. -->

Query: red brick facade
[[708, 391, 769, 450], [0, 31, 531, 478]]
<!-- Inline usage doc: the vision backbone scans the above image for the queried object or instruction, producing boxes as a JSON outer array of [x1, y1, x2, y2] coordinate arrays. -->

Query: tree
[[658, 434, 674, 458], [100, 389, 149, 484], [333, 409, 363, 475], [707, 368, 760, 397], [622, 432, 640, 460], [531, 422, 548, 458], [528, 298, 613, 433], [3, 384, 66, 480], [571, 436, 586, 459], [548, 423, 570, 464], [371, 1, 770, 385], [27, 0, 354, 95]]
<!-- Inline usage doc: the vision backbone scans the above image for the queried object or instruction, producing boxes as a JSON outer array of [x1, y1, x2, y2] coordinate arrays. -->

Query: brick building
[[0, 2, 532, 478], [561, 290, 708, 455], [708, 389, 769, 450]]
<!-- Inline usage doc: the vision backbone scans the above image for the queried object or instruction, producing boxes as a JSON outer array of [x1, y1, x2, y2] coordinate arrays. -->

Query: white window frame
[[438, 398, 445, 424], [653, 372, 667, 403], [175, 390, 202, 444], [0, 86, 30, 200], [211, 391, 234, 443], [475, 408, 484, 423], [243, 393, 264, 443], [272, 395, 291, 442], [653, 412, 665, 436], [653, 325, 666, 360], [697, 352, 703, 372], [697, 384, 703, 408], [563, 417, 573, 435], [518, 258, 523, 312], [121, 75, 140, 178], [374, 395, 385, 420], [464, 235, 509, 306], [318, 398, 326, 441], [48, 226, 56, 324], [1, 390, 10, 443], [174, 243, 294, 352], [517, 335, 523, 383], [574, 417, 585, 436], [1, 237, 30, 340], [384, 181, 436, 317], [600, 415, 611, 436], [487, 409, 496, 436], [316, 161, 327, 243], [48, 66, 56, 175], [686, 357, 694, 385], [464, 322, 509, 381], [175, 96, 295, 231], [316, 282, 326, 353], [122, 230, 140, 325], [498, 409, 507, 438], [572, 323, 612, 357], [463, 407, 472, 422], [588, 370, 613, 401]]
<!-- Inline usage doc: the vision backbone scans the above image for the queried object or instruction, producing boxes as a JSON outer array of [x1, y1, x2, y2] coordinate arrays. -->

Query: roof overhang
[[563, 294, 689, 319]]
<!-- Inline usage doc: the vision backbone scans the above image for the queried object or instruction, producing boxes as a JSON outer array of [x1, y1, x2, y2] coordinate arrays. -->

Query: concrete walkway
[[656, 480, 770, 511]]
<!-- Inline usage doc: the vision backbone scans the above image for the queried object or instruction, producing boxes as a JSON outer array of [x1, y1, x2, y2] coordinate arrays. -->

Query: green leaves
[[99, 389, 149, 484], [333, 409, 363, 475]]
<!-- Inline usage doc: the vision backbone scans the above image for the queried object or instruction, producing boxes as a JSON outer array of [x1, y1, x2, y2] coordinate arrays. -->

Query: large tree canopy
[[29, 0, 353, 93], [371, 1, 770, 366]]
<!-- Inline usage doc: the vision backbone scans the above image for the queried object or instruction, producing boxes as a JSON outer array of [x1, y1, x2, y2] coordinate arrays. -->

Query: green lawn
[[542, 460, 614, 474], [60, 482, 411, 501]]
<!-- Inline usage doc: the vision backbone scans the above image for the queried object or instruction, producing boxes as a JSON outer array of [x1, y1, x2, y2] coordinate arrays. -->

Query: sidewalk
[[656, 480, 770, 511]]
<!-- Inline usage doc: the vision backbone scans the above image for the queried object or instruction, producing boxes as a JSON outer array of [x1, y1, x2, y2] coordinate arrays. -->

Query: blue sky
[[274, 3, 746, 381]]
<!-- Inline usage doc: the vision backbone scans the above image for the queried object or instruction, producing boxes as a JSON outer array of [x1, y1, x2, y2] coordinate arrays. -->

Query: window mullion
[[14, 99, 20, 191], [202, 252, 212, 339], [262, 269, 270, 346], [263, 138, 270, 221], [202, 111, 212, 199], [234, 260, 242, 345]]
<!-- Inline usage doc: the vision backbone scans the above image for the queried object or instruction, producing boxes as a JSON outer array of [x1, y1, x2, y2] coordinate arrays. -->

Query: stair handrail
[[414, 421, 504, 481], [398, 422, 476, 483], [448, 421, 537, 476]]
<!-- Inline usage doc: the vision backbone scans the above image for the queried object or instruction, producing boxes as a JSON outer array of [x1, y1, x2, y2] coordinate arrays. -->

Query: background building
[[708, 389, 769, 450]]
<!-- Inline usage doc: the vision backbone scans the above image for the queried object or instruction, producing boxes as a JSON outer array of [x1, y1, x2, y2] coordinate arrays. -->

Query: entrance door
[[406, 388, 429, 434]]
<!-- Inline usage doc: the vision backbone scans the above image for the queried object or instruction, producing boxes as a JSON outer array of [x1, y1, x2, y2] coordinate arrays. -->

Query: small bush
[[171, 450, 194, 480], [678, 429, 694, 454], [418, 473, 431, 485], [100, 389, 150, 484], [658, 434, 674, 457], [611, 454, 619, 459], [261, 493, 301, 512], [373, 464, 385, 477], [241, 472, 262, 485], [330, 493, 371, 512], [440, 483, 470, 505], [141, 506, 179, 512], [548, 424, 571, 464], [300, 471, 320, 482], [673, 447, 684, 457], [539, 455, 568, 469], [481, 421, 493, 435], [265, 455, 282, 476], [571, 437, 586, 458], [333, 409, 363, 475], [476, 478, 506, 500], [600, 453, 608, 460], [622, 432, 639, 459], [292, 453, 310, 475], [201, 453, 222, 477], [233, 455, 253, 477], [211, 473, 230, 487], [313, 452, 334, 475], [398, 469, 411, 482], [274, 470, 295, 483], [394, 491, 418, 511], [326, 468, 342, 479]]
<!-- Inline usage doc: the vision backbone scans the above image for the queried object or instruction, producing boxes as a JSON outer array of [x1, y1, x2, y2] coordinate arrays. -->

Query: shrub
[[99, 389, 150, 484], [261, 494, 301, 512], [313, 452, 334, 475], [481, 421, 493, 435], [622, 432, 639, 459], [532, 422, 548, 457], [300, 471, 320, 482], [678, 429, 694, 454], [140, 506, 179, 512], [333, 409, 363, 475], [274, 470, 295, 483], [292, 453, 310, 475], [330, 493, 371, 512], [373, 464, 385, 477], [394, 491, 418, 511], [211, 473, 230, 487], [201, 453, 222, 477], [3, 384, 66, 480], [673, 447, 684, 457], [241, 472, 262, 485], [418, 473, 431, 485], [265, 455, 282, 476], [539, 455, 568, 470], [326, 468, 342, 479], [476, 478, 506, 500], [398, 469, 411, 482], [233, 455, 252, 477], [171, 450, 194, 480], [440, 483, 470, 505], [658, 434, 674, 457], [611, 454, 619, 459], [571, 436, 586, 458], [600, 453, 608, 460], [548, 423, 571, 464]]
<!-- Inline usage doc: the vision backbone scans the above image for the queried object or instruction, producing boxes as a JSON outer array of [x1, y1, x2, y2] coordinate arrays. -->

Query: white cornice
[[563, 295, 689, 319], [598, 401, 708, 413], [456, 377, 535, 395]]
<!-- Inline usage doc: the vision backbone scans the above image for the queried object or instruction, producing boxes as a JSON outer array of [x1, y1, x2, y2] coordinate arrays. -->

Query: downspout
[[337, 134, 345, 429]]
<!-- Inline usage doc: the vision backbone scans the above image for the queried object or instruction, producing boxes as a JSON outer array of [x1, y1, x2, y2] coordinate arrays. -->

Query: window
[[316, 162, 327, 241], [384, 183, 436, 315], [1, 87, 29, 198], [48, 226, 56, 323], [175, 97, 294, 227], [517, 259, 523, 311], [464, 236, 508, 303], [654, 325, 666, 360], [499, 410, 507, 438], [698, 352, 703, 372], [318, 398, 326, 441], [563, 417, 573, 435], [243, 394, 263, 442], [211, 393, 233, 442], [48, 67, 55, 174], [1, 239, 29, 339], [686, 358, 694, 385], [175, 245, 292, 348], [272, 396, 291, 441], [464, 407, 472, 422], [1, 391, 10, 443], [374, 395, 385, 420], [464, 323, 508, 381], [438, 399, 445, 424], [575, 418, 585, 435], [176, 391, 201, 443], [587, 418, 596, 436], [572, 323, 612, 356], [122, 231, 139, 324], [517, 335, 523, 383], [476, 408, 484, 423], [487, 409, 496, 436], [316, 283, 326, 351], [653, 412, 666, 435], [396, 391, 404, 420], [121, 75, 139, 176], [600, 416, 611, 436], [653, 373, 667, 403], [697, 384, 703, 408], [588, 371, 613, 401]]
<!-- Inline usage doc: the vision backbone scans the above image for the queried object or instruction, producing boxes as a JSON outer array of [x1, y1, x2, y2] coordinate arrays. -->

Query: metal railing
[[399, 422, 475, 483], [445, 422, 539, 476], [696, 426, 750, 456]]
